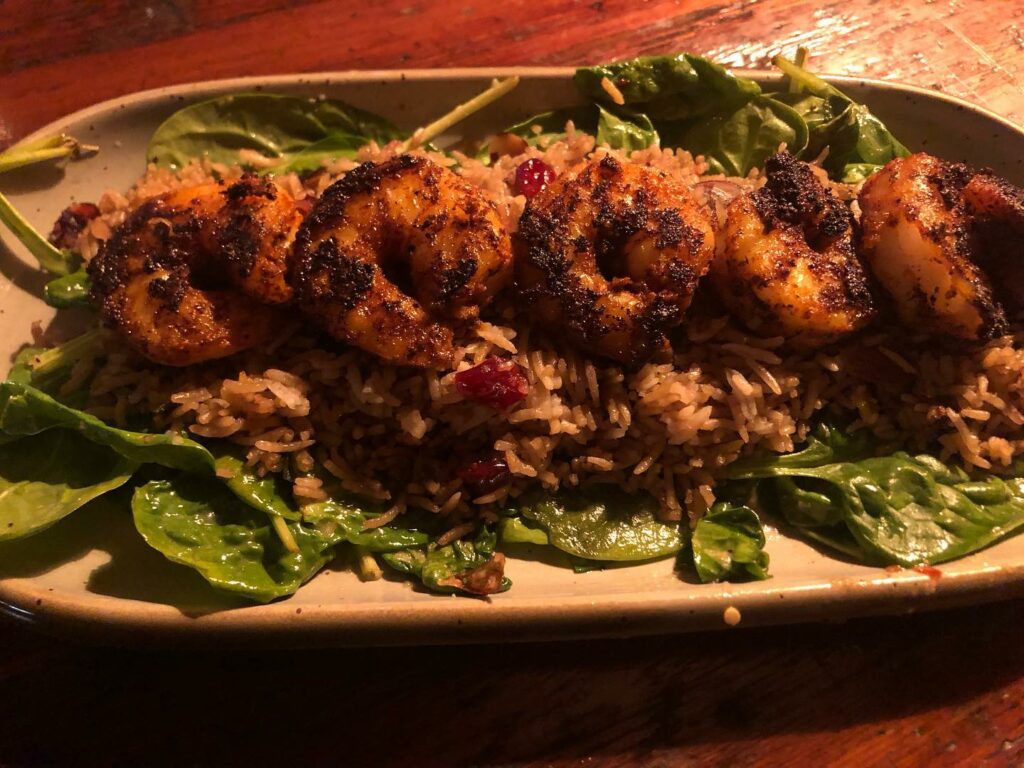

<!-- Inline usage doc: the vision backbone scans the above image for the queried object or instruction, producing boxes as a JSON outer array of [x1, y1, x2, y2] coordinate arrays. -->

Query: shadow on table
[[1, 596, 1022, 767]]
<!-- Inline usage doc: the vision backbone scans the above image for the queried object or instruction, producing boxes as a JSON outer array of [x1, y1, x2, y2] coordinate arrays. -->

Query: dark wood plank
[[3, 1, 1024, 143], [1, 599, 1023, 767]]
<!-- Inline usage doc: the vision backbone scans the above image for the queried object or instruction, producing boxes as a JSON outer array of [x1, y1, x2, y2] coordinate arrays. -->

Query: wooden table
[[2, 1, 1024, 765]]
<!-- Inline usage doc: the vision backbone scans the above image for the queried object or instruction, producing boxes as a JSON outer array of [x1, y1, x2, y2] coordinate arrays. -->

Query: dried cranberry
[[514, 158, 556, 199], [459, 456, 511, 497], [454, 356, 529, 410], [48, 202, 100, 250]]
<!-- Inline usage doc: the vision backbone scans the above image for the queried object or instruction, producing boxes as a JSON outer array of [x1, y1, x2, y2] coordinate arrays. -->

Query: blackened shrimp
[[711, 151, 876, 347], [514, 155, 715, 366], [291, 155, 513, 368], [88, 183, 292, 366], [206, 175, 305, 305], [961, 172, 1024, 317], [858, 154, 1007, 340]]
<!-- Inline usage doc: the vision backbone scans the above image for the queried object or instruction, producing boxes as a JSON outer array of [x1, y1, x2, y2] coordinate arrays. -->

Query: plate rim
[[11, 66, 1023, 150], [4, 67, 1024, 645]]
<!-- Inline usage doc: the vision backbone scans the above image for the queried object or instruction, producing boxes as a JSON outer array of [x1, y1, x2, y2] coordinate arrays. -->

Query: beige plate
[[1, 69, 1024, 648]]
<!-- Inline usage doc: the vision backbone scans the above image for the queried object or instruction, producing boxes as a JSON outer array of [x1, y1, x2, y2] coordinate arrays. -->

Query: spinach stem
[[398, 76, 520, 152], [29, 328, 106, 381], [0, 134, 98, 175], [0, 190, 77, 275], [353, 546, 383, 581], [270, 514, 300, 554], [772, 54, 834, 99], [789, 47, 810, 92]]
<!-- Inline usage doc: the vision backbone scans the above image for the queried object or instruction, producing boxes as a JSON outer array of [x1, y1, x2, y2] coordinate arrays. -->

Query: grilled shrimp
[[88, 183, 292, 366], [711, 152, 876, 346], [514, 155, 715, 366], [291, 155, 513, 368], [206, 175, 305, 305], [858, 154, 1007, 340], [961, 172, 1024, 317]]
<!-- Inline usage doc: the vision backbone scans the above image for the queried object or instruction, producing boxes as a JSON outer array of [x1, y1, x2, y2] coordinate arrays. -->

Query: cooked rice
[[66, 134, 1024, 529]]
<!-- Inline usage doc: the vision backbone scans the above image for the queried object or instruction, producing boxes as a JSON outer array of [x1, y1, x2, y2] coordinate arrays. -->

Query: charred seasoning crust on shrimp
[[514, 155, 715, 367], [214, 175, 303, 306], [290, 155, 513, 368], [88, 187, 286, 366], [962, 171, 1024, 317], [859, 154, 1007, 341], [711, 151, 876, 347]]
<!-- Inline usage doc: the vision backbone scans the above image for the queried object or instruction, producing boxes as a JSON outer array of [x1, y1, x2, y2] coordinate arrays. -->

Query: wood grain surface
[[3, 1, 1024, 766]]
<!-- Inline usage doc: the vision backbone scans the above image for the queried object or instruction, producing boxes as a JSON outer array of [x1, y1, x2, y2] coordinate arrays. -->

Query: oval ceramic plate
[[2, 69, 1024, 647]]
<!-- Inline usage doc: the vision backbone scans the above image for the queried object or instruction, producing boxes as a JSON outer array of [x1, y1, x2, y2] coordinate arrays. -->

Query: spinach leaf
[[729, 421, 876, 476], [757, 476, 865, 560], [504, 106, 600, 147], [6, 329, 106, 402], [689, 503, 770, 583], [506, 103, 660, 154], [513, 487, 683, 561], [6, 347, 44, 387], [595, 106, 658, 151], [299, 498, 432, 552], [43, 269, 92, 309], [213, 450, 430, 553], [841, 163, 886, 184], [498, 515, 551, 546], [731, 427, 1024, 567], [0, 430, 135, 541], [0, 381, 215, 475], [498, 516, 612, 572], [213, 449, 299, 521], [677, 95, 808, 176], [273, 133, 370, 175], [147, 93, 403, 172], [132, 476, 335, 602], [345, 518, 432, 551], [382, 526, 510, 595], [562, 53, 908, 181], [773, 55, 909, 179], [575, 53, 760, 121], [568, 556, 609, 573]]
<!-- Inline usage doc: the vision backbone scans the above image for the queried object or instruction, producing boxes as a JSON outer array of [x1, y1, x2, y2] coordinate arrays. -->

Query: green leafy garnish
[[382, 526, 510, 595], [674, 95, 808, 176], [0, 430, 135, 541], [595, 105, 659, 151], [505, 103, 658, 153], [6, 330, 105, 401], [574, 53, 760, 120], [0, 380, 215, 474], [147, 93, 404, 173], [214, 449, 300, 521], [504, 106, 595, 147], [498, 515, 551, 546], [510, 52, 907, 179], [43, 269, 92, 309], [132, 476, 336, 602], [730, 424, 1024, 566], [689, 503, 770, 583], [513, 487, 683, 562], [772, 54, 909, 180]]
